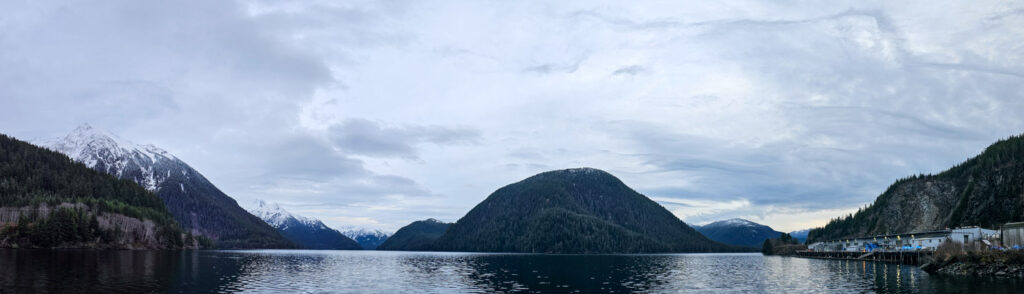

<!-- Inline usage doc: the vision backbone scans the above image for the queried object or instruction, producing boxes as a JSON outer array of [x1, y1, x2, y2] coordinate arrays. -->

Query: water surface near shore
[[1, 250, 1020, 293]]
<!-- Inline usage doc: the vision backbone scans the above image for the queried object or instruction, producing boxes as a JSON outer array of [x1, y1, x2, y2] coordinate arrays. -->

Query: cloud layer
[[2, 0, 1023, 232]]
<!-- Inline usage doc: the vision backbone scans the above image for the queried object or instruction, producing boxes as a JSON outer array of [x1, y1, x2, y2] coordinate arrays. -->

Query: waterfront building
[[807, 226, 999, 252]]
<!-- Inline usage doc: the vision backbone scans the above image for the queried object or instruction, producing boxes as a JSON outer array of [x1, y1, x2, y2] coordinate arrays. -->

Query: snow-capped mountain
[[247, 200, 362, 250], [694, 218, 784, 248], [40, 123, 183, 191], [788, 229, 810, 243], [37, 124, 293, 248], [341, 228, 390, 250], [248, 200, 320, 229]]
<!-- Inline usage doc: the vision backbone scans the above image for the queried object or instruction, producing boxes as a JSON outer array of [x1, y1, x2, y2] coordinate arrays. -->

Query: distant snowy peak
[[40, 123, 183, 191], [340, 228, 390, 240], [788, 229, 810, 241], [247, 200, 323, 230], [705, 218, 761, 228]]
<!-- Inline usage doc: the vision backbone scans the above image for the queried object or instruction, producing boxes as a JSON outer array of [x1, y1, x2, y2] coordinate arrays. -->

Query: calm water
[[1, 250, 1020, 293]]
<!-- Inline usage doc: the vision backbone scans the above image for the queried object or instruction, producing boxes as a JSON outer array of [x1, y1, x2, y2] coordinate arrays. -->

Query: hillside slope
[[808, 135, 1024, 243]]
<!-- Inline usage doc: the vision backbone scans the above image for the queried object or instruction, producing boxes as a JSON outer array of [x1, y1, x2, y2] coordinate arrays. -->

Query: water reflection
[[1, 250, 1021, 293]]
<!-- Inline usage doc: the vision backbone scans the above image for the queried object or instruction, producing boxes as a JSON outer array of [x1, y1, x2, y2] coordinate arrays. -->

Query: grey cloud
[[612, 65, 646, 76], [260, 135, 369, 180], [329, 119, 480, 159], [523, 57, 587, 74]]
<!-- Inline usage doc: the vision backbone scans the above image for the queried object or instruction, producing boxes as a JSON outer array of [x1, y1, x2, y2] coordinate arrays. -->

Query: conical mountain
[[38, 124, 293, 248], [432, 168, 738, 253]]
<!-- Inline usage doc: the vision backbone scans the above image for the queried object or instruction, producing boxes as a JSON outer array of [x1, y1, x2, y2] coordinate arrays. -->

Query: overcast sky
[[3, 0, 1023, 232]]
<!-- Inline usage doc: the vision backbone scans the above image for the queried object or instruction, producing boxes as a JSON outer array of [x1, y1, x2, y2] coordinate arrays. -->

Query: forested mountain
[[341, 228, 389, 250], [376, 219, 450, 251], [808, 134, 1024, 243], [39, 124, 292, 248], [432, 168, 742, 253], [247, 200, 361, 250], [694, 218, 783, 248], [0, 134, 188, 249]]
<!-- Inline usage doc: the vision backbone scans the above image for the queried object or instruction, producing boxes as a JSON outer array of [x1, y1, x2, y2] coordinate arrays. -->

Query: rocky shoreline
[[931, 261, 1024, 278], [922, 251, 1024, 278]]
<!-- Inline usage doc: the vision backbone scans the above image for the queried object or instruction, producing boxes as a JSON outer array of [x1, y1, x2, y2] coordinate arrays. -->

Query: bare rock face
[[874, 180, 958, 234]]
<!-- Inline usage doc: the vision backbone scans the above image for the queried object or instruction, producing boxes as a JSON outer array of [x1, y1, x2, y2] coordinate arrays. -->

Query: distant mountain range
[[37, 124, 293, 248], [809, 134, 1024, 243], [341, 228, 390, 250], [247, 200, 361, 250], [376, 219, 450, 251], [426, 168, 743, 253], [692, 218, 783, 248], [0, 134, 188, 249]]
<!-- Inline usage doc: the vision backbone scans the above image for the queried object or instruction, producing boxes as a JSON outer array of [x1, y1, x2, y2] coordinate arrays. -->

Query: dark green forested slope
[[432, 168, 744, 253], [808, 134, 1024, 243], [0, 134, 187, 248], [376, 219, 450, 251]]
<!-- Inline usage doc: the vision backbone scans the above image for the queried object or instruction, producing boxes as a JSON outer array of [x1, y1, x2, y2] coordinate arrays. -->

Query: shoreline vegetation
[[761, 233, 806, 256]]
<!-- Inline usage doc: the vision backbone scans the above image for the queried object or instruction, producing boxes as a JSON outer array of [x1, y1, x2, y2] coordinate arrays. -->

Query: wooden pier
[[794, 251, 930, 265]]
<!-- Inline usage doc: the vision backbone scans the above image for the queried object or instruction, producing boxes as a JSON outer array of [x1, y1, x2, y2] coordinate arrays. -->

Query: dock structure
[[795, 250, 930, 265]]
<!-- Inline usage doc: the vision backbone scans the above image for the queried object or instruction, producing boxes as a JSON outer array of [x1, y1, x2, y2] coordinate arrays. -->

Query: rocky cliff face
[[809, 135, 1024, 242]]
